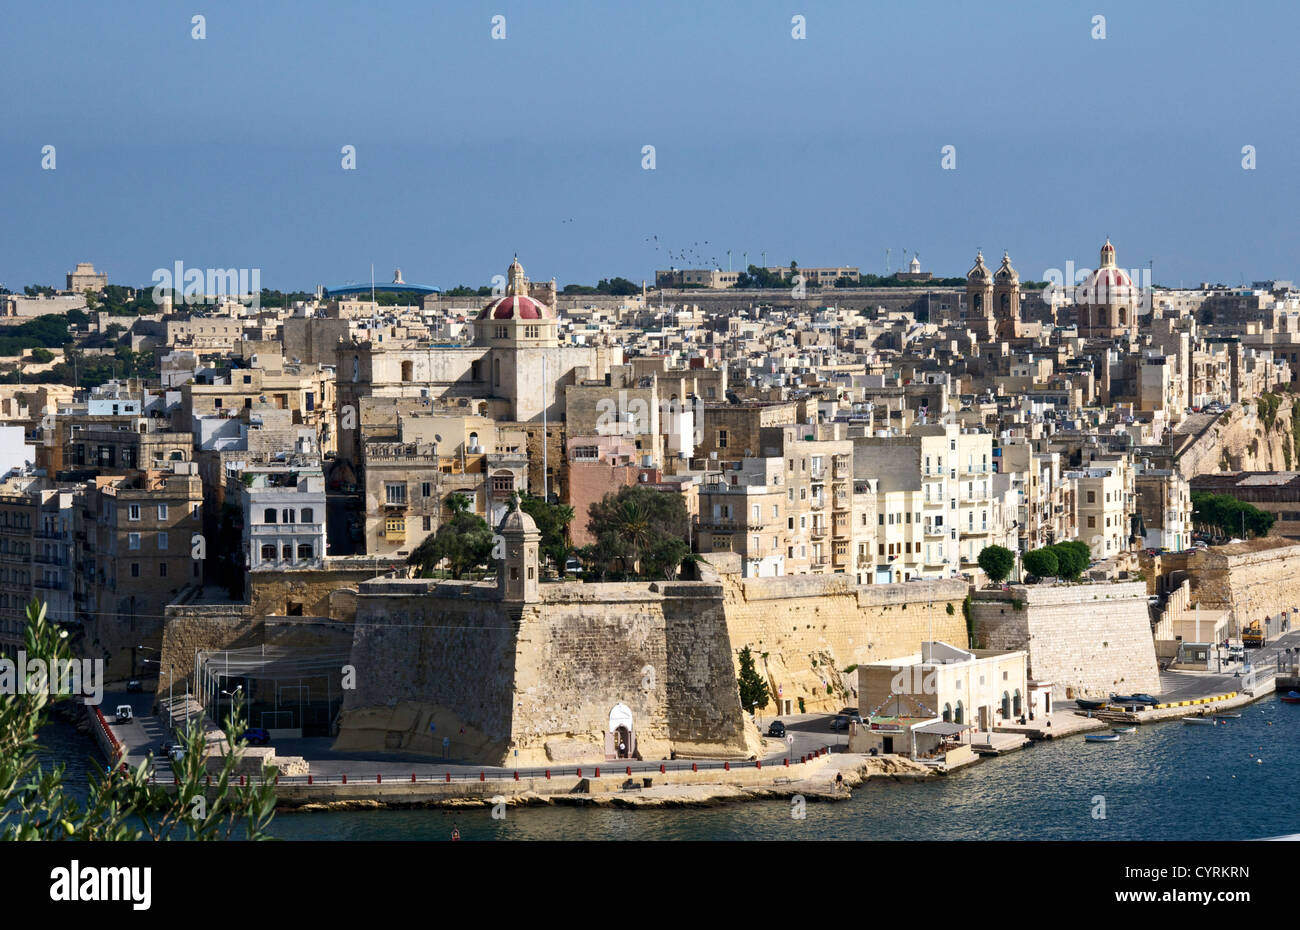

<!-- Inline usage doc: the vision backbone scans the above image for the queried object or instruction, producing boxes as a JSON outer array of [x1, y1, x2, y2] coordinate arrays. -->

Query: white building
[[240, 464, 327, 571]]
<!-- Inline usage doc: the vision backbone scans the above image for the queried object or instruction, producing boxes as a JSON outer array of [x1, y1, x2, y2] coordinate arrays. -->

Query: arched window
[[954, 701, 964, 725], [942, 703, 952, 723], [1001, 691, 1011, 718], [401, 360, 413, 382], [297, 543, 314, 560], [1118, 308, 1127, 325], [469, 431, 479, 451], [1013, 689, 1023, 716], [264, 508, 276, 524], [260, 544, 276, 561]]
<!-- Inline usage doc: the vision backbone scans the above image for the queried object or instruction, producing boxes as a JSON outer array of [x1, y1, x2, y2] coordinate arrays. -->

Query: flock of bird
[[643, 235, 721, 268]]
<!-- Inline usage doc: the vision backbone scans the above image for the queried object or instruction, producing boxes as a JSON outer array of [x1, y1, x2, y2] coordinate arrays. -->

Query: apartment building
[[239, 463, 327, 571], [79, 465, 204, 679]]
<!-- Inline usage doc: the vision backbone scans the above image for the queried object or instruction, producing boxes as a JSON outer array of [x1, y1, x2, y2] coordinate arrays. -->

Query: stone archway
[[606, 703, 635, 760]]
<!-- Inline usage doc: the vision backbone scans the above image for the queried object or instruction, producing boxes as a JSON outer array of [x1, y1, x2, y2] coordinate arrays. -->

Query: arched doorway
[[954, 701, 964, 725], [1001, 691, 1011, 718], [942, 703, 952, 723], [607, 703, 635, 760], [1013, 689, 1023, 717]]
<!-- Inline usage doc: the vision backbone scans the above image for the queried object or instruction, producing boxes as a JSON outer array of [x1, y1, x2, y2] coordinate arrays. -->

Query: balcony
[[810, 526, 828, 539], [704, 518, 764, 532]]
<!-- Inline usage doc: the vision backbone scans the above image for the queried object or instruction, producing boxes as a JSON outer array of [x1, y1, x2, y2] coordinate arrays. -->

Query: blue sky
[[1, 0, 1294, 292]]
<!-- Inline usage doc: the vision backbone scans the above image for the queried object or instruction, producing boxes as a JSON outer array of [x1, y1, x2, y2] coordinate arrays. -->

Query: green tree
[[736, 645, 769, 715], [1022, 547, 1058, 580], [977, 545, 1015, 583], [1050, 542, 1088, 581], [408, 493, 494, 578], [519, 494, 575, 574], [583, 485, 690, 579], [28, 347, 54, 364], [1, 600, 276, 840]]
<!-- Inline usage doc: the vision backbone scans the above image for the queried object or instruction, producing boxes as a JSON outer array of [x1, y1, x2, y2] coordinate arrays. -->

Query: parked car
[[563, 557, 582, 574], [114, 704, 133, 724], [829, 715, 850, 731], [244, 727, 270, 745], [767, 720, 786, 738], [168, 746, 185, 763], [126, 679, 142, 693]]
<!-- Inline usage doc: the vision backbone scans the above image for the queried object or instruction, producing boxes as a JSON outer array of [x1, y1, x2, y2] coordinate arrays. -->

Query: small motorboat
[[1076, 698, 1108, 711], [1183, 716, 1217, 726], [1112, 726, 1137, 734], [1281, 692, 1300, 705], [1214, 712, 1242, 719], [1086, 733, 1120, 742]]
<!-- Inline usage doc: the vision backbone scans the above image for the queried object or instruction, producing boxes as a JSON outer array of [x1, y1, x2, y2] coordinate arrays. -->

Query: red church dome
[[479, 293, 547, 320]]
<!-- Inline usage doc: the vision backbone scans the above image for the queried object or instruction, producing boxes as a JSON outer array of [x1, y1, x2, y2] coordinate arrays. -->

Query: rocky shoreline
[[282, 754, 933, 813]]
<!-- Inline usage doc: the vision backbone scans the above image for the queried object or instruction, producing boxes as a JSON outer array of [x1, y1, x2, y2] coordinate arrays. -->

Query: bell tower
[[966, 251, 995, 340], [993, 251, 1021, 340]]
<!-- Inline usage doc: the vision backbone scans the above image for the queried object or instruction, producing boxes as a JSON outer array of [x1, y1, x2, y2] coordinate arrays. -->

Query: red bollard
[[545, 770, 551, 779], [756, 760, 761, 769], [377, 773, 382, 784], [626, 766, 632, 776], [577, 767, 582, 778], [800, 755, 806, 763], [514, 771, 519, 781], [784, 757, 789, 767], [206, 775, 211, 786], [660, 764, 665, 774], [724, 762, 730, 771], [445, 773, 451, 783], [239, 775, 245, 786], [411, 773, 417, 783], [594, 767, 600, 778], [308, 774, 313, 785], [342, 774, 347, 784], [479, 772, 485, 781], [692, 763, 697, 772], [274, 775, 279, 785]]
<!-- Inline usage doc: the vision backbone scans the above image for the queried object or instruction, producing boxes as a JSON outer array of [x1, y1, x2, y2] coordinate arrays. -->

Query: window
[[128, 504, 140, 521], [128, 533, 141, 551], [297, 544, 314, 560], [423, 516, 432, 531], [264, 508, 277, 524], [261, 544, 277, 560], [717, 430, 728, 449], [1088, 516, 1096, 528], [282, 545, 294, 561], [422, 482, 432, 498], [282, 509, 295, 524], [1087, 490, 1096, 504], [192, 504, 201, 520], [130, 562, 140, 577], [158, 532, 168, 551], [492, 474, 514, 494], [159, 562, 167, 578], [386, 483, 407, 505]]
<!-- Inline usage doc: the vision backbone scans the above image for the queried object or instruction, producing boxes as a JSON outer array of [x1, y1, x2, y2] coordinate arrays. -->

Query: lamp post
[[220, 685, 242, 730]]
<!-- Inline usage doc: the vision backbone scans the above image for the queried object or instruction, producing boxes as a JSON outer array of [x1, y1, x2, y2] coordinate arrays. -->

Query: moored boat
[[1112, 726, 1136, 734], [1076, 698, 1108, 711], [1085, 733, 1120, 742], [1281, 691, 1300, 705], [1214, 712, 1241, 719], [1182, 716, 1217, 726]]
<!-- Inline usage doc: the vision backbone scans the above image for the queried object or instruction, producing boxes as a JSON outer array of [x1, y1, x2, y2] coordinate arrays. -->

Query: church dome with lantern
[[475, 256, 558, 347], [1075, 239, 1138, 338]]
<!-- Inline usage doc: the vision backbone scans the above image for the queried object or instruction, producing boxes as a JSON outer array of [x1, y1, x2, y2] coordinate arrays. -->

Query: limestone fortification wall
[[970, 581, 1159, 700], [335, 577, 760, 766], [1186, 539, 1300, 636], [721, 575, 969, 713], [1176, 395, 1300, 478]]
